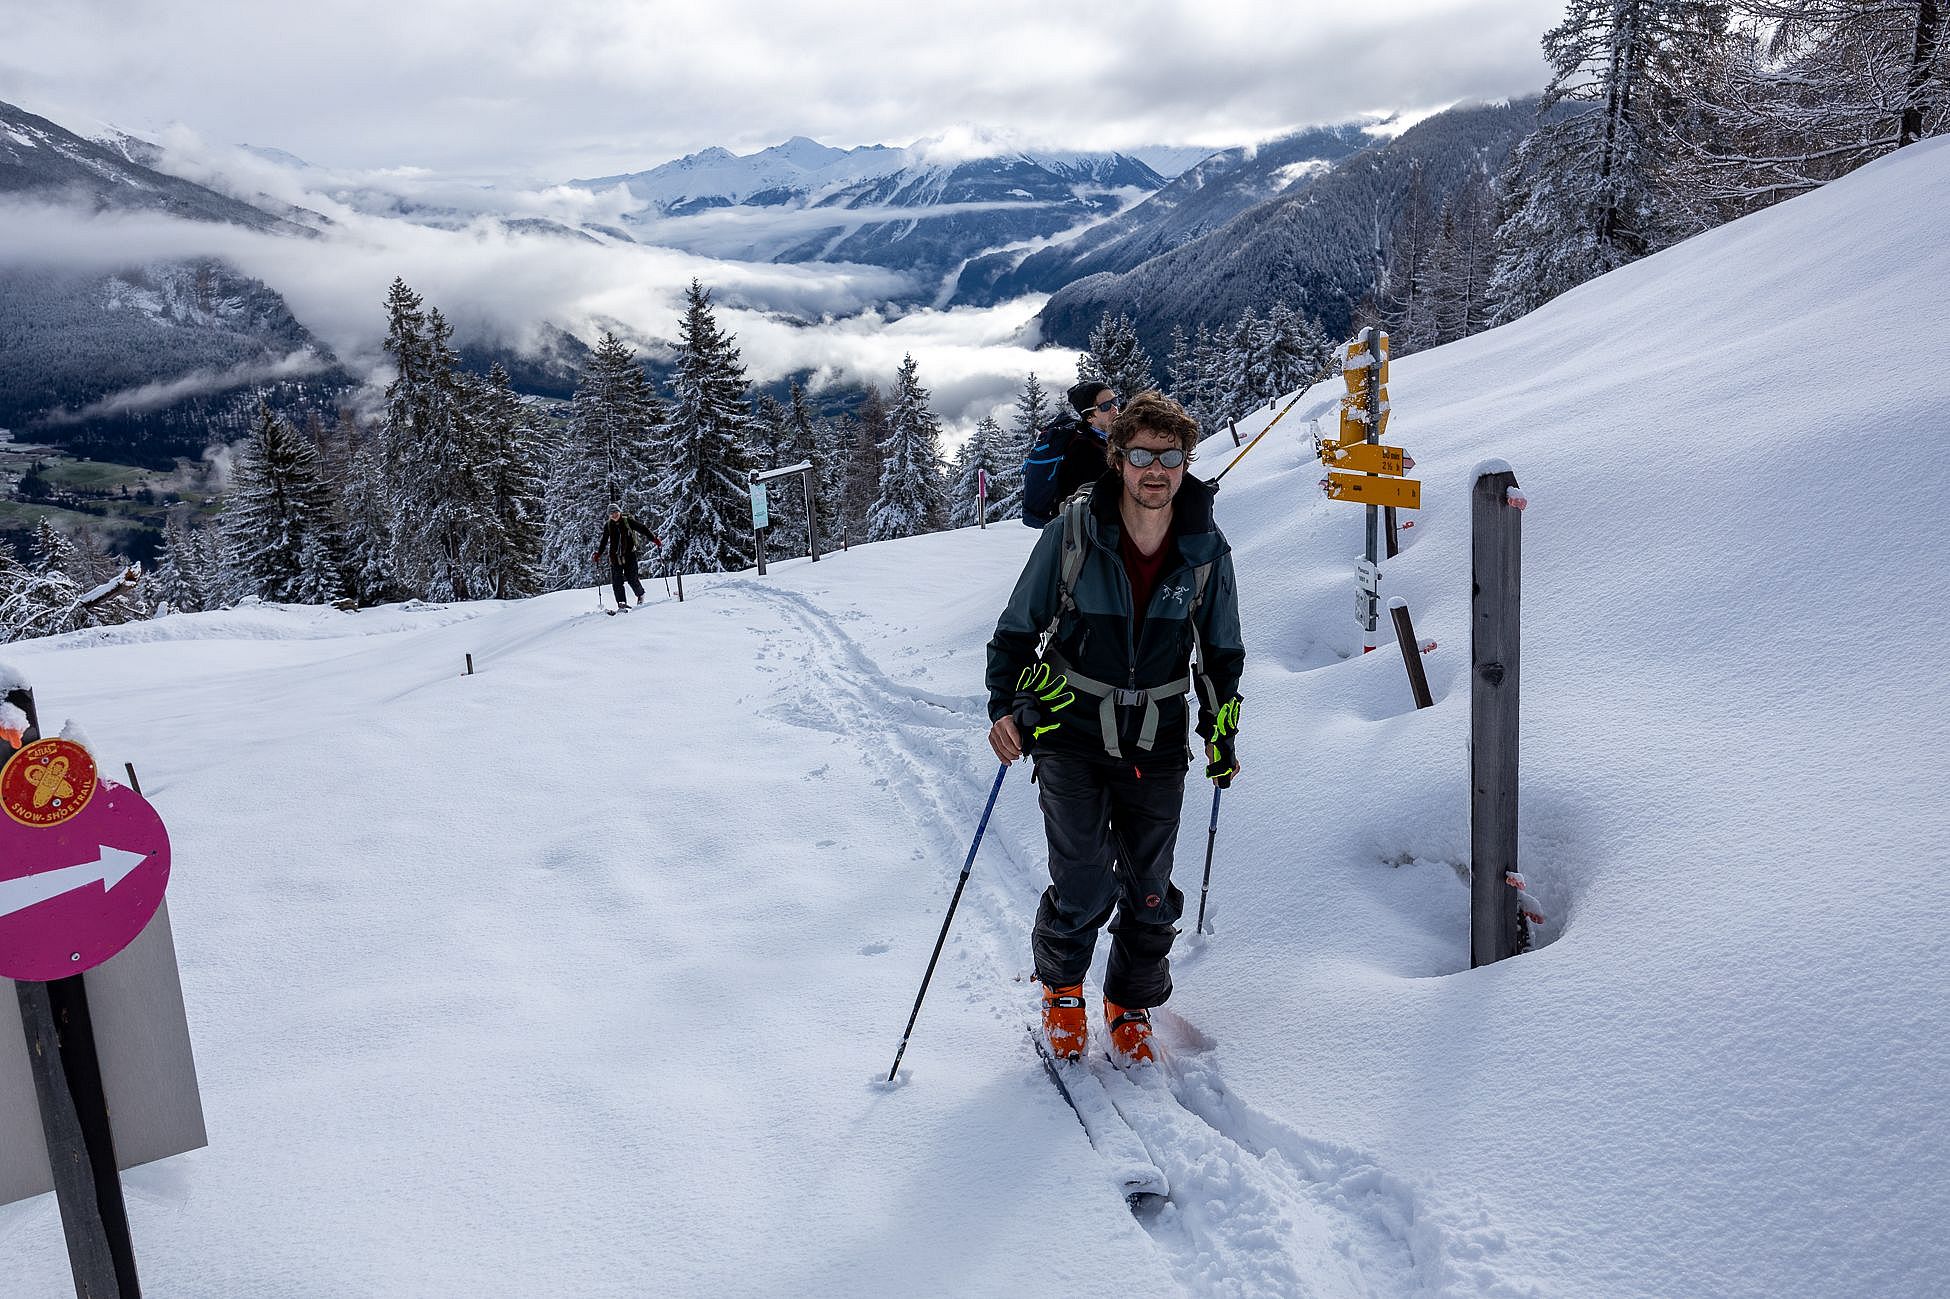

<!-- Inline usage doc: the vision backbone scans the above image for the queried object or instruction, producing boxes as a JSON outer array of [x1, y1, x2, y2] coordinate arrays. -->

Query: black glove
[[1200, 696, 1241, 787], [1012, 663, 1075, 755]]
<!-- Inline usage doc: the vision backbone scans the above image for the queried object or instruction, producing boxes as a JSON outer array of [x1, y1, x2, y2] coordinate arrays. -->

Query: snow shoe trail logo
[[2, 739, 99, 828]]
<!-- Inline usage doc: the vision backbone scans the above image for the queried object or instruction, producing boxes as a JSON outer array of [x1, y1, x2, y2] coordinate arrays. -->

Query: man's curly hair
[[1109, 391, 1200, 459]]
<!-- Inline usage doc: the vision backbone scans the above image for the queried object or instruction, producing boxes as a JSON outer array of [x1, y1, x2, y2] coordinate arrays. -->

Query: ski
[[1027, 1025, 1169, 1205]]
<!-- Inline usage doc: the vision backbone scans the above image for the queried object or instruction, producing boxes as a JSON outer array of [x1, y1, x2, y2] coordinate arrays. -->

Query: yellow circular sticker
[[2, 738, 100, 828]]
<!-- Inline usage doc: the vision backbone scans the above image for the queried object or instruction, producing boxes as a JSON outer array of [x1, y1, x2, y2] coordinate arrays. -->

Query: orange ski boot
[[1041, 983, 1088, 1061], [1104, 1000, 1157, 1068]]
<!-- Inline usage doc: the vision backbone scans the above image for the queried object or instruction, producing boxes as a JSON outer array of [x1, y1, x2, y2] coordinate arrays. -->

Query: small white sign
[[749, 482, 770, 530]]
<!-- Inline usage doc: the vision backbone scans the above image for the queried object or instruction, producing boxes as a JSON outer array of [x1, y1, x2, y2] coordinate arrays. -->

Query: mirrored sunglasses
[[1122, 447, 1185, 469], [1088, 397, 1122, 414]]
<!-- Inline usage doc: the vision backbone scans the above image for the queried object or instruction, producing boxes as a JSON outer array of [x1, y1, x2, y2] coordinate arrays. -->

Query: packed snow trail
[[732, 578, 1528, 1298]]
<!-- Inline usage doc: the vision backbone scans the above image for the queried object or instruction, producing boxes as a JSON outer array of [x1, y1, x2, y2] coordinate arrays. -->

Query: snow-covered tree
[[948, 417, 1015, 527], [1079, 312, 1159, 404], [473, 363, 547, 599], [543, 332, 664, 586], [656, 281, 757, 574], [839, 388, 890, 548], [867, 354, 946, 542], [150, 512, 221, 613], [1489, 0, 1731, 324], [218, 403, 343, 605], [1684, 1, 1947, 218]]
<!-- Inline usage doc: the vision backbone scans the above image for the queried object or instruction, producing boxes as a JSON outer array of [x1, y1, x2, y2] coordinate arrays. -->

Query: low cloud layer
[[0, 172, 1075, 441]]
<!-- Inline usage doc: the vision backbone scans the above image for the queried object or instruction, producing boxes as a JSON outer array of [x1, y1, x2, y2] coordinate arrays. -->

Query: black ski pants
[[1031, 752, 1186, 1008], [609, 558, 645, 607]]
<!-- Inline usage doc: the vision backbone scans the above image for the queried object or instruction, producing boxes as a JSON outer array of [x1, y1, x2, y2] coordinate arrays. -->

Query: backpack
[[1019, 416, 1085, 528]]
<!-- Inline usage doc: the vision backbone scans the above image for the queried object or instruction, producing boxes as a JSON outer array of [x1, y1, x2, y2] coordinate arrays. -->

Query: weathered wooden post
[[1471, 463, 1525, 966], [5, 685, 143, 1298], [1387, 598, 1434, 710], [464, 654, 474, 676], [749, 471, 769, 578]]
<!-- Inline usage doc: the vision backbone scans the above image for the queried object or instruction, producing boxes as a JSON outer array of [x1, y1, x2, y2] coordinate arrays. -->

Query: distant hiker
[[594, 504, 662, 610], [986, 392, 1245, 1067], [1018, 381, 1122, 528]]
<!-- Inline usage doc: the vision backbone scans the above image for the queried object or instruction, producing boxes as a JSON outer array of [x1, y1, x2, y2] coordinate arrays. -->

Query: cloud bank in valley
[[0, 140, 1076, 441]]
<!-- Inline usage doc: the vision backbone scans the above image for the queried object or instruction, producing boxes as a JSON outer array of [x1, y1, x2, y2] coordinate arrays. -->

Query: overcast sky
[[5, 0, 1563, 178]]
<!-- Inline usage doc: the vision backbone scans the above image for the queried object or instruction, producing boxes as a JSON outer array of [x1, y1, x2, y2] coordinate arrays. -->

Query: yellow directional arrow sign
[[1320, 442, 1408, 475], [1324, 472, 1420, 509]]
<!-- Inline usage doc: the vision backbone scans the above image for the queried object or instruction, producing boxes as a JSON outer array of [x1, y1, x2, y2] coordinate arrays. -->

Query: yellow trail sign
[[1324, 472, 1420, 509], [1336, 402, 1389, 444], [1321, 442, 1407, 475], [1343, 360, 1390, 391]]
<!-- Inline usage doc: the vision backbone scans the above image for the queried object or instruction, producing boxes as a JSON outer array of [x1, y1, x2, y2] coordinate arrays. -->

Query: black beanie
[[1068, 380, 1111, 414]]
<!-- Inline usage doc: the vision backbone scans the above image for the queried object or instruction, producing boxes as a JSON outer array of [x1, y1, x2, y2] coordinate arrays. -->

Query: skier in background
[[1018, 381, 1122, 528], [594, 503, 661, 611], [986, 392, 1245, 1067]]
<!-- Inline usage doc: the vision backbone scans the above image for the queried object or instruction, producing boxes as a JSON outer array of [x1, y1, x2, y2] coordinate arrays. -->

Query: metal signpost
[[751, 461, 819, 577], [1, 682, 205, 1299], [1319, 328, 1418, 653]]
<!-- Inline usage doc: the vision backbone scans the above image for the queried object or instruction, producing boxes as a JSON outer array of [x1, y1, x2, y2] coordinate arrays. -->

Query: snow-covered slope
[[2, 139, 1946, 1298]]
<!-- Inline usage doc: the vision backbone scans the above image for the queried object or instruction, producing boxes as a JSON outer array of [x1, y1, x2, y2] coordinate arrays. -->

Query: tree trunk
[[1902, 0, 1945, 147]]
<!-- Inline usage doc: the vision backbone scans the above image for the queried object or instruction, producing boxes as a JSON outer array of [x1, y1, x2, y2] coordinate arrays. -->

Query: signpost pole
[[5, 685, 142, 1299], [749, 471, 768, 578], [1362, 326, 1383, 653]]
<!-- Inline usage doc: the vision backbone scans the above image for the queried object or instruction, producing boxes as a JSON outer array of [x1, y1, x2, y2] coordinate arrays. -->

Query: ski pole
[[1213, 390, 1305, 485], [1195, 784, 1222, 934], [885, 763, 1009, 1083]]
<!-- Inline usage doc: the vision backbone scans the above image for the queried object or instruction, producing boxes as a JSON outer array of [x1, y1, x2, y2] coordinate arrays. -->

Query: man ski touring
[[986, 392, 1245, 1067], [594, 503, 662, 611], [1018, 381, 1122, 528]]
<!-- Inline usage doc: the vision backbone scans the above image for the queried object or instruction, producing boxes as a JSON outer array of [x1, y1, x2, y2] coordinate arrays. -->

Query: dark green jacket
[[986, 472, 1244, 766]]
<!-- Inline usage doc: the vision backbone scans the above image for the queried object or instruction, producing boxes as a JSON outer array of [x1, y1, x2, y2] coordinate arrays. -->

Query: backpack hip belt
[[1045, 651, 1191, 759]]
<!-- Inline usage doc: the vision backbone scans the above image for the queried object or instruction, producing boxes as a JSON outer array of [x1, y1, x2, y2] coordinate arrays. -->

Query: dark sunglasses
[[1122, 447, 1185, 469], [1087, 397, 1122, 414]]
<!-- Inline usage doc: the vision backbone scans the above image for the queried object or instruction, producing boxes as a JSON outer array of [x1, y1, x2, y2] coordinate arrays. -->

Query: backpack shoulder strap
[[1187, 556, 1219, 714], [1037, 495, 1092, 659]]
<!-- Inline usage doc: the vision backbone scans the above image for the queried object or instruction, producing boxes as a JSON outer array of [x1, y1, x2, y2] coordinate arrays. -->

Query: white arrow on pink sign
[[0, 781, 170, 982]]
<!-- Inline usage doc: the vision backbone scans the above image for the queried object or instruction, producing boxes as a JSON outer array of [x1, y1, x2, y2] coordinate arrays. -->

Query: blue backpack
[[1020, 416, 1089, 528]]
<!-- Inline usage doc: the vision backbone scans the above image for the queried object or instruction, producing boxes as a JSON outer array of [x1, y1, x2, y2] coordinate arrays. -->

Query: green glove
[[1013, 663, 1075, 753], [1202, 696, 1241, 786]]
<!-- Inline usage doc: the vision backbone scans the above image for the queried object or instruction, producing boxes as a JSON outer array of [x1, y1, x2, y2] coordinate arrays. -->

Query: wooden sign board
[[1325, 472, 1420, 509], [1322, 442, 1407, 475]]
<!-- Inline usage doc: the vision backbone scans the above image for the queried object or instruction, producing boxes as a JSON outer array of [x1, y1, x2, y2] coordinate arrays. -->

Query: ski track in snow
[[727, 579, 1530, 1299]]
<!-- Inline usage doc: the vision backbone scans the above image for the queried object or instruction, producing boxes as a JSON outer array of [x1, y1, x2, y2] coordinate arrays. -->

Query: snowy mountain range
[[569, 136, 1171, 290]]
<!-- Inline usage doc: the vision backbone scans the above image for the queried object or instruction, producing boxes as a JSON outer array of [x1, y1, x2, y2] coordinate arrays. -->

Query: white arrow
[[0, 846, 149, 920]]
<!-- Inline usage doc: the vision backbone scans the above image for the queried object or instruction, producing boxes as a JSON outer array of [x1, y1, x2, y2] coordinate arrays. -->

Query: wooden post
[[675, 571, 685, 603], [804, 467, 821, 562], [1470, 466, 1523, 967], [1388, 598, 1434, 710], [464, 654, 474, 676], [5, 685, 143, 1297], [1384, 505, 1400, 558], [122, 764, 142, 797], [1230, 421, 1240, 446]]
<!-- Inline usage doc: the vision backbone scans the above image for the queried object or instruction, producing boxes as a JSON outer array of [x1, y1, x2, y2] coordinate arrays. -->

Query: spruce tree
[[656, 281, 757, 574], [867, 355, 946, 542], [841, 389, 890, 548], [543, 332, 664, 586], [218, 403, 344, 605], [948, 416, 1012, 527], [1081, 312, 1159, 404], [474, 363, 547, 599]]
